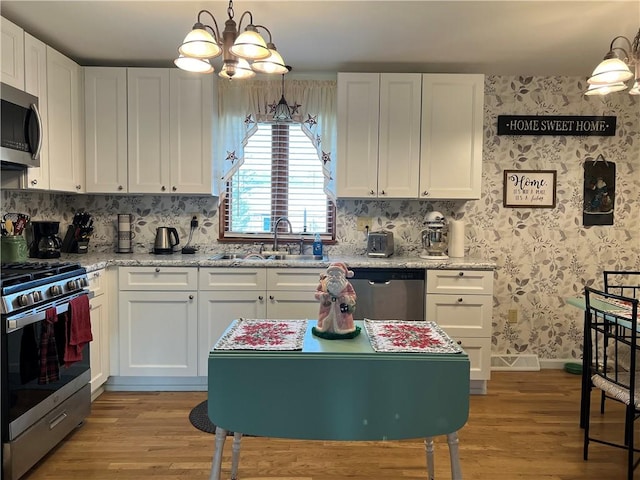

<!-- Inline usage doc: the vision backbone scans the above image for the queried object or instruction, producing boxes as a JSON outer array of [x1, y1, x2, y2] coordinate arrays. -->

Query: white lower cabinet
[[118, 267, 198, 376], [88, 269, 110, 396], [197, 267, 322, 376], [426, 269, 493, 386]]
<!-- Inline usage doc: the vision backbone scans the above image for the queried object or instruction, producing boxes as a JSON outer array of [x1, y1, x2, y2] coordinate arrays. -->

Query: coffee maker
[[29, 221, 62, 258]]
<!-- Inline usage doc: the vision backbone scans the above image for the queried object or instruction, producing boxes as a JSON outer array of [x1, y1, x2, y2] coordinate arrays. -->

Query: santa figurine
[[312, 262, 361, 339]]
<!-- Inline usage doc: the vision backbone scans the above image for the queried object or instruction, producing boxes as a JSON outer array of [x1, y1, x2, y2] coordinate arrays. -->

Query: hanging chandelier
[[174, 0, 288, 79], [585, 28, 640, 96]]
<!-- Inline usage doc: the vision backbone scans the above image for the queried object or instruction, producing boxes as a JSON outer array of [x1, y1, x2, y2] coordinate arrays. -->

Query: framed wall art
[[503, 170, 557, 208]]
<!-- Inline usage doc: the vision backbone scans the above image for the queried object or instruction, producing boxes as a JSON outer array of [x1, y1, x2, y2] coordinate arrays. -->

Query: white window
[[220, 123, 335, 242]]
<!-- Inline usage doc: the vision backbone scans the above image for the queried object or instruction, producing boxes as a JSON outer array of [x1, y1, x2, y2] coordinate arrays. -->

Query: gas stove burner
[[1, 262, 88, 316]]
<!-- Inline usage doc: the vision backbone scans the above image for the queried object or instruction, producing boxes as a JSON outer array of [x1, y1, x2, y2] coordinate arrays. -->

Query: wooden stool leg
[[209, 427, 227, 480], [424, 437, 435, 480], [231, 432, 242, 480], [446, 432, 463, 480]]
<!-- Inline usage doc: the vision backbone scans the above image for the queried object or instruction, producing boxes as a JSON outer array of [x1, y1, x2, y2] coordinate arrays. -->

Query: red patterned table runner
[[364, 320, 463, 354], [214, 319, 308, 351]]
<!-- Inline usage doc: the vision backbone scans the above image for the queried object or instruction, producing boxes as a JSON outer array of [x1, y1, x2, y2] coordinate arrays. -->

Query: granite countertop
[[51, 252, 496, 273]]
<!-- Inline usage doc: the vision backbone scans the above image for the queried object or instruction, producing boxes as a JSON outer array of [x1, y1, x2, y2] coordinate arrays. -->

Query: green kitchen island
[[208, 319, 470, 479]]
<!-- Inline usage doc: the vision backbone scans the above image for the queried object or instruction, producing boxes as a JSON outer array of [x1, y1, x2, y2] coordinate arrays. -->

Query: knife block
[[61, 225, 89, 254]]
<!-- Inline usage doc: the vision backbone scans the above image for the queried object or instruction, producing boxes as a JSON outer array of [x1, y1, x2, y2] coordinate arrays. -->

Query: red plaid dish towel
[[63, 295, 93, 365], [39, 307, 60, 384]]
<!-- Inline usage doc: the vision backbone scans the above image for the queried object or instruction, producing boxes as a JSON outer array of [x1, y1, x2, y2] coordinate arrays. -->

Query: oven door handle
[[5, 290, 94, 333]]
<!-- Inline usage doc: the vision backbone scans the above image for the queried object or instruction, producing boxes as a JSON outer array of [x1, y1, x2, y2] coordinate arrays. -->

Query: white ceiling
[[1, 1, 639, 77]]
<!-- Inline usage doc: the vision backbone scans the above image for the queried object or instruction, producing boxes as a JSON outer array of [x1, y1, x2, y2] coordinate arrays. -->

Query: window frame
[[218, 122, 336, 245]]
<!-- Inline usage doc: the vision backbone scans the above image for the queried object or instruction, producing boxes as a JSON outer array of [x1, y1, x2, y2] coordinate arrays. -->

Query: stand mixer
[[420, 211, 448, 260]]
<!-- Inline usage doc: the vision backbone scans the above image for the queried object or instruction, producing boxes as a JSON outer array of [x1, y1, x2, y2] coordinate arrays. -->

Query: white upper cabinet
[[1, 17, 25, 90], [46, 46, 84, 193], [336, 73, 379, 197], [169, 69, 214, 195], [24, 33, 49, 190], [337, 72, 484, 200], [337, 73, 421, 198], [419, 74, 484, 200], [84, 67, 128, 193], [127, 68, 214, 195]]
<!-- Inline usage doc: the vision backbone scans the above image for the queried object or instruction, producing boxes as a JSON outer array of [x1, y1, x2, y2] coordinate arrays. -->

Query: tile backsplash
[[2, 74, 639, 362]]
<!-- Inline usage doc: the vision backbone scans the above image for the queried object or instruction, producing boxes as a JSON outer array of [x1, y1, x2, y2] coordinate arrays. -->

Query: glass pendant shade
[[230, 29, 270, 59], [179, 27, 222, 58], [251, 47, 288, 74], [273, 96, 292, 122], [174, 55, 214, 74], [588, 57, 634, 85], [219, 58, 256, 80], [584, 82, 628, 96]]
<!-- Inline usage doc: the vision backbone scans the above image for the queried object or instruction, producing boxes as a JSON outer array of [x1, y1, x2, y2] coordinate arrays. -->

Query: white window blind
[[223, 123, 334, 239]]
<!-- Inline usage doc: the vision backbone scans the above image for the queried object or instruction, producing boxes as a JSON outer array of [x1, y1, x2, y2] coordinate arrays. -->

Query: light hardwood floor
[[22, 370, 635, 480]]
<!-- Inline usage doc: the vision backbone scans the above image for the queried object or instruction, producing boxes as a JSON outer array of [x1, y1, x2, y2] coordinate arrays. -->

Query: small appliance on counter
[[61, 212, 94, 254], [366, 230, 394, 257], [420, 211, 448, 260], [28, 221, 62, 258], [154, 226, 180, 254]]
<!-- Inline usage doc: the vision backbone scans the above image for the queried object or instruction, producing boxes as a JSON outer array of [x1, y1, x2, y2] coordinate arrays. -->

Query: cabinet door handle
[[422, 190, 429, 196], [457, 298, 463, 303], [258, 296, 264, 301], [369, 190, 375, 195], [118, 185, 123, 191], [457, 340, 463, 345], [161, 186, 166, 192], [188, 295, 194, 300], [458, 272, 464, 277], [269, 295, 275, 301], [380, 190, 386, 195], [31, 179, 38, 186], [172, 186, 177, 192], [76, 184, 82, 190]]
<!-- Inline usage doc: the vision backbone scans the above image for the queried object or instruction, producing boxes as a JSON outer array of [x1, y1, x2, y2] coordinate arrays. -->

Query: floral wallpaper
[[2, 75, 638, 361]]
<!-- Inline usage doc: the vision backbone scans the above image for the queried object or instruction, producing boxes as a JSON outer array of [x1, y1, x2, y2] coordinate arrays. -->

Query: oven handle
[[5, 290, 94, 333]]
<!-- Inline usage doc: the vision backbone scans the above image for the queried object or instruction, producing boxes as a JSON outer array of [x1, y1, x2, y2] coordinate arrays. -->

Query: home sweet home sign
[[497, 115, 616, 136]]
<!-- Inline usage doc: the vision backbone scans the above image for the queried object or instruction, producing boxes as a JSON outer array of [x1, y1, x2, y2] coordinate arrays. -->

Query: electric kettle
[[154, 227, 179, 254]]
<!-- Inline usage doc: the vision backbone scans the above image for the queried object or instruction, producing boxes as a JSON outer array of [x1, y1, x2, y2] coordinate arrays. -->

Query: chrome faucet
[[273, 216, 293, 252]]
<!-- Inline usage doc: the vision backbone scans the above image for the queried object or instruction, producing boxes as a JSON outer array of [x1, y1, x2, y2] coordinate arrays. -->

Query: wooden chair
[[583, 286, 640, 480]]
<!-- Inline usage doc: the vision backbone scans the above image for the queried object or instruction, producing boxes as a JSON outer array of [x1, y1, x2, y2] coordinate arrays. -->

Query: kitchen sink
[[209, 252, 328, 262], [265, 254, 328, 261], [209, 252, 266, 260]]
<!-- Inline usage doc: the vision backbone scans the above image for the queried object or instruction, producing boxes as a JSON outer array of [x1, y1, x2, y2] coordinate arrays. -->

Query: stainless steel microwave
[[1, 82, 42, 168]]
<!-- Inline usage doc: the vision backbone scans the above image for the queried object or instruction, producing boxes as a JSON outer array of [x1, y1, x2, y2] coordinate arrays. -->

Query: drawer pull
[[457, 298, 463, 303], [458, 272, 464, 277], [155, 267, 160, 273], [457, 340, 462, 345], [49, 411, 68, 430], [189, 295, 194, 300]]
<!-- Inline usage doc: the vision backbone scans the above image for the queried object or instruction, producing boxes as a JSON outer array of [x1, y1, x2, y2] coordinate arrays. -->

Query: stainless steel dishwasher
[[350, 268, 425, 321]]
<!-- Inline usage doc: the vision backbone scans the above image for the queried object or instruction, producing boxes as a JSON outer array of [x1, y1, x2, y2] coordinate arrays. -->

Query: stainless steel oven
[[1, 262, 91, 480]]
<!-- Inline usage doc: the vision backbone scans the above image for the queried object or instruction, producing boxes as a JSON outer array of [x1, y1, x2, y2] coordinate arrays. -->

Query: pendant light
[[273, 66, 293, 122], [585, 28, 640, 95]]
